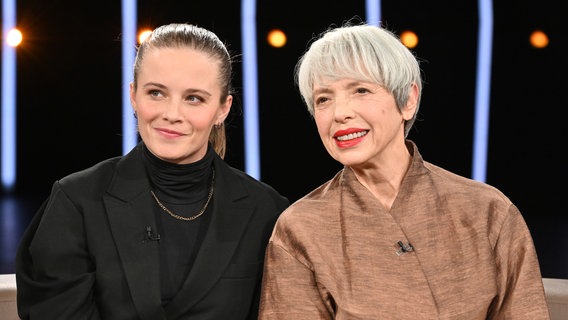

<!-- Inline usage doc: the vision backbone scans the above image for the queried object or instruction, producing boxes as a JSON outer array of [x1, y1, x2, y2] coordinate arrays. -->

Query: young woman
[[17, 23, 289, 319]]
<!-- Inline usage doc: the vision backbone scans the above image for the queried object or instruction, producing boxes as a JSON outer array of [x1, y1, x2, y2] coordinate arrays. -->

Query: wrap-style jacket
[[16, 143, 289, 319], [259, 140, 549, 319]]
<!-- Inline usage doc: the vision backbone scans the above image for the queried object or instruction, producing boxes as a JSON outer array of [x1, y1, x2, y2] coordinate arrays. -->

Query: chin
[[336, 156, 367, 168]]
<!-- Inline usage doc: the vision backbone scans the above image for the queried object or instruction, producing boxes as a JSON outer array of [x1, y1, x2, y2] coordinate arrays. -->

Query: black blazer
[[16, 144, 289, 319]]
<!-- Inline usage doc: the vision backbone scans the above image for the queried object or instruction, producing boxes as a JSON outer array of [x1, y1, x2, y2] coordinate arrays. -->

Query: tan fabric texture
[[259, 141, 549, 320]]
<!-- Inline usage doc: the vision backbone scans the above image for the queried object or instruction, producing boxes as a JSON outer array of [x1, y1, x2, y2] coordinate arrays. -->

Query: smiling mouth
[[336, 131, 368, 141]]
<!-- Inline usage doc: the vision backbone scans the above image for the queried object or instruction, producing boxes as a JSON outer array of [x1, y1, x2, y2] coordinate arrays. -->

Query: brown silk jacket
[[259, 141, 550, 320]]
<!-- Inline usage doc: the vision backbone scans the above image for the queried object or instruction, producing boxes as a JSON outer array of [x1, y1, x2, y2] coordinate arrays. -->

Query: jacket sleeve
[[488, 204, 550, 319], [16, 182, 101, 320], [259, 240, 332, 320]]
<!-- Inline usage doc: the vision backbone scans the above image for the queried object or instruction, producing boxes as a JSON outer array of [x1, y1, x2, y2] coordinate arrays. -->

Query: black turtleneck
[[142, 144, 215, 306]]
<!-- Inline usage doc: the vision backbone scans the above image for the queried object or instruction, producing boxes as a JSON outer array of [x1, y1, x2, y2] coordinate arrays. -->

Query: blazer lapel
[[165, 157, 255, 317], [103, 144, 166, 320]]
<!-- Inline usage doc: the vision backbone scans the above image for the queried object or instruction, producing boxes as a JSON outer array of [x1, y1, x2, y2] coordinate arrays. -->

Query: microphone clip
[[145, 226, 161, 242], [395, 241, 413, 256]]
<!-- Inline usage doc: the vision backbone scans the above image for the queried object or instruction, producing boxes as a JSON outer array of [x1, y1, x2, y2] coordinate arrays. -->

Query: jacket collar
[[103, 143, 254, 319], [165, 157, 254, 317]]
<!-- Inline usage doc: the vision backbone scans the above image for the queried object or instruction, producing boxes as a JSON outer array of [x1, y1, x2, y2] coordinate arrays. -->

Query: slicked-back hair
[[132, 23, 233, 158]]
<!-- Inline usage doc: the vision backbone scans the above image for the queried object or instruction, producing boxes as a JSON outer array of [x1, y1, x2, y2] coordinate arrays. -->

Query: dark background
[[1, 1, 566, 278]]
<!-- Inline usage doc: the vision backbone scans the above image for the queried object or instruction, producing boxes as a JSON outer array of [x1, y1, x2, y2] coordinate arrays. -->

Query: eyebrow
[[313, 87, 332, 96], [142, 82, 166, 89], [142, 82, 212, 97], [313, 80, 370, 95]]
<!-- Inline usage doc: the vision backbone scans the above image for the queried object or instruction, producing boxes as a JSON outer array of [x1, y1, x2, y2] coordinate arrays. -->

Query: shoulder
[[57, 156, 123, 190], [57, 144, 145, 191], [424, 161, 513, 206], [216, 158, 290, 209], [266, 173, 344, 264], [230, 166, 282, 195], [410, 140, 512, 206], [273, 169, 344, 229], [419, 161, 523, 243], [55, 145, 147, 201], [409, 145, 519, 233]]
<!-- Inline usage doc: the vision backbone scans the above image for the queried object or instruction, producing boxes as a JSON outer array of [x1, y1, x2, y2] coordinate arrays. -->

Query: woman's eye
[[148, 90, 162, 97], [356, 87, 370, 94], [315, 96, 329, 105], [187, 95, 204, 103]]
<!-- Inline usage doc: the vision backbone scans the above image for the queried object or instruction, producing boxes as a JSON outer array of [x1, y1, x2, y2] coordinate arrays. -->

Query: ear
[[402, 83, 419, 121], [129, 82, 137, 111], [216, 94, 233, 124]]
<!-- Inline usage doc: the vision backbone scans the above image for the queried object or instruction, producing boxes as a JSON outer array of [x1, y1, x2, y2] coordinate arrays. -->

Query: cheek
[[133, 98, 156, 118], [182, 111, 216, 129], [136, 108, 158, 124]]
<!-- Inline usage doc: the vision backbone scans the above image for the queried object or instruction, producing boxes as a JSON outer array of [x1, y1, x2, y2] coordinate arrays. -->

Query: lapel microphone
[[145, 226, 161, 242], [396, 240, 414, 256]]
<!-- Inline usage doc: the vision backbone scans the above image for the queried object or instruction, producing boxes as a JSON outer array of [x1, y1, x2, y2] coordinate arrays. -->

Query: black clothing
[[142, 145, 215, 305], [16, 142, 290, 320]]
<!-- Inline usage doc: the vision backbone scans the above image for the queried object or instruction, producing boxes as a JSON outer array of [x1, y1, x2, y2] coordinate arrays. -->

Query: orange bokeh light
[[138, 30, 153, 44], [530, 30, 549, 49], [400, 30, 418, 49], [267, 29, 287, 48]]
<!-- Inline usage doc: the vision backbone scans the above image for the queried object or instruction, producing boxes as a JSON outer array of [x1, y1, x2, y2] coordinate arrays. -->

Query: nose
[[333, 95, 355, 123], [162, 99, 183, 122]]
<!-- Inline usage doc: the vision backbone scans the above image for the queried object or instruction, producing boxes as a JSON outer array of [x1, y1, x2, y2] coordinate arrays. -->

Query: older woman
[[259, 23, 549, 319]]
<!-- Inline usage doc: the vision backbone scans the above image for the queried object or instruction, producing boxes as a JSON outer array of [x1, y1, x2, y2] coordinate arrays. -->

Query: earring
[[133, 111, 138, 119]]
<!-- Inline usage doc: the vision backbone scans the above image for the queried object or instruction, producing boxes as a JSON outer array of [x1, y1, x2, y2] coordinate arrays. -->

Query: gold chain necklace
[[150, 168, 215, 221]]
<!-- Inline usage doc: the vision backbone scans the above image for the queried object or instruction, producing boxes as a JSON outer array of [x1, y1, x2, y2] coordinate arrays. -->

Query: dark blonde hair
[[132, 23, 233, 158]]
